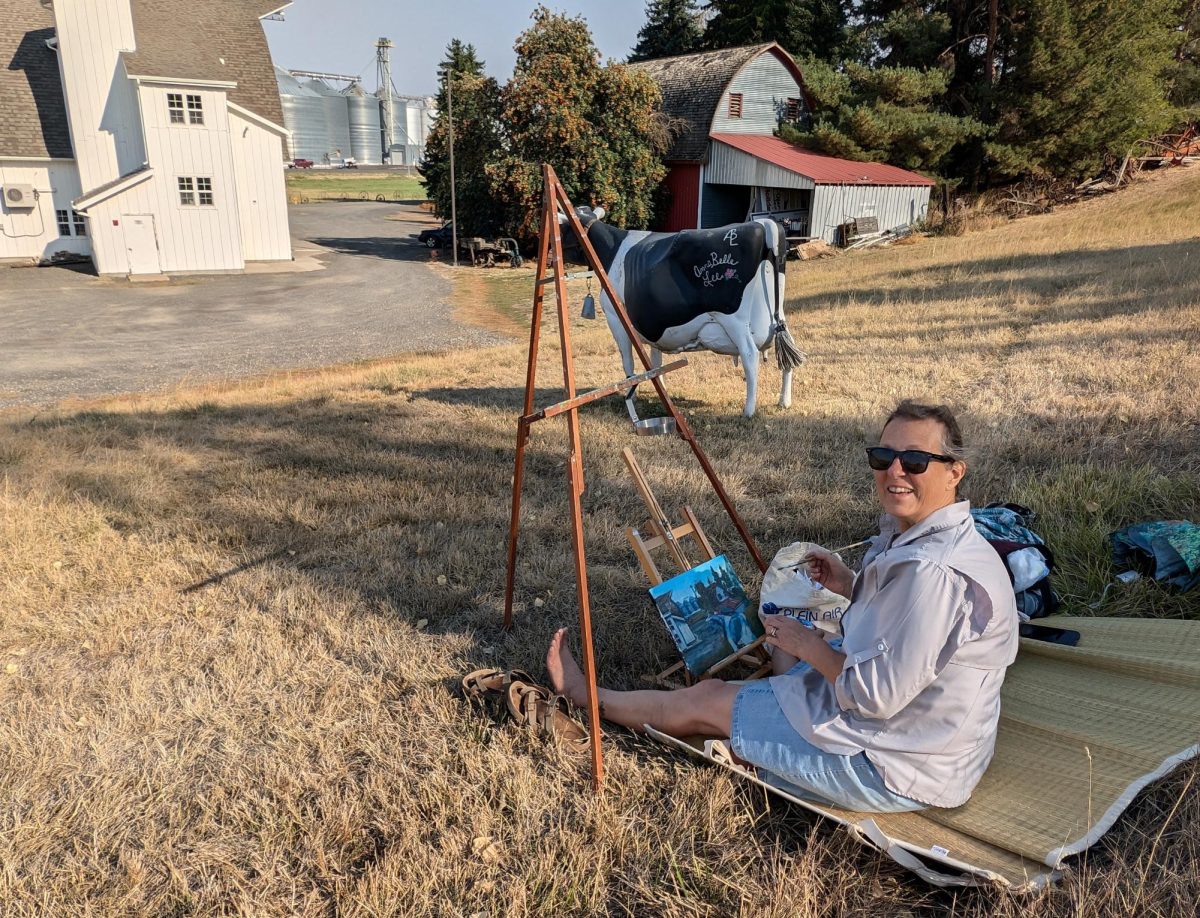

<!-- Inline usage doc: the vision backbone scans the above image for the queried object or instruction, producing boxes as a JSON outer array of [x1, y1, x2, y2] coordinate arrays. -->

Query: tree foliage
[[420, 11, 668, 244], [702, 0, 848, 63], [629, 0, 703, 62]]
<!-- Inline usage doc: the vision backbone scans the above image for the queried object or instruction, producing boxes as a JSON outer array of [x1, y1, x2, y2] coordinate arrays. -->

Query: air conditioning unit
[[3, 184, 37, 209]]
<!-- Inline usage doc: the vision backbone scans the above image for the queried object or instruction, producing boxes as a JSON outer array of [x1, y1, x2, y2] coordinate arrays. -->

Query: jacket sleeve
[[834, 559, 967, 721]]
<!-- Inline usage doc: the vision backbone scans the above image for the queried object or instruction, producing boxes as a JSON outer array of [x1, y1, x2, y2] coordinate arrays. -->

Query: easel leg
[[503, 419, 530, 630]]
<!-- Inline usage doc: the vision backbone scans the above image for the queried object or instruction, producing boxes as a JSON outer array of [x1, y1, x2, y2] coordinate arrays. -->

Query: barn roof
[[0, 0, 73, 159], [631, 43, 804, 163], [122, 0, 287, 130], [711, 133, 936, 186]]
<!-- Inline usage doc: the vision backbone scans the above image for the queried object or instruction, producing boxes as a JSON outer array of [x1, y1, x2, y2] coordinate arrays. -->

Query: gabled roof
[[0, 0, 72, 159], [630, 43, 805, 162], [711, 133, 936, 187], [122, 0, 286, 130]]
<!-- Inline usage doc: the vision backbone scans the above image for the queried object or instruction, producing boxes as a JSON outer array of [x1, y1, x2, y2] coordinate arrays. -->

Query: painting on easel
[[648, 555, 763, 675]]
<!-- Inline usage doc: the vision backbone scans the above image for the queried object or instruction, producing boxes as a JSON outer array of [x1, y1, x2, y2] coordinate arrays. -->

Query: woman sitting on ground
[[548, 401, 1019, 812]]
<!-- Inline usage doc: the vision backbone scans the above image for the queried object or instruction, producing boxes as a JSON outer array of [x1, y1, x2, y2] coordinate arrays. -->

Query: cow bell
[[581, 293, 596, 319]]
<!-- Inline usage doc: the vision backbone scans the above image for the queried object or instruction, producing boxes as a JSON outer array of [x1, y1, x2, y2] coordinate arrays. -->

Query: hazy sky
[[264, 1, 649, 97]]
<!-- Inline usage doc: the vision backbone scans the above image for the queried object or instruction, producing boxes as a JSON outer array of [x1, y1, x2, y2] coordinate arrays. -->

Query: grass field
[[1, 166, 1198, 916], [285, 169, 427, 203]]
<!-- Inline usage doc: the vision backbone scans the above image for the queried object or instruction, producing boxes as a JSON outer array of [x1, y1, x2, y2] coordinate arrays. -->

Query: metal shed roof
[[711, 133, 936, 187]]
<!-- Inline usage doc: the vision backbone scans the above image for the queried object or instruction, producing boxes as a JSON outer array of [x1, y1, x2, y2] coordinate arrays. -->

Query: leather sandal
[[461, 668, 534, 704], [504, 680, 590, 754]]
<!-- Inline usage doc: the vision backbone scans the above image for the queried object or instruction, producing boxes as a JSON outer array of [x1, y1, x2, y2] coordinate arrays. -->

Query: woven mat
[[646, 616, 1200, 891]]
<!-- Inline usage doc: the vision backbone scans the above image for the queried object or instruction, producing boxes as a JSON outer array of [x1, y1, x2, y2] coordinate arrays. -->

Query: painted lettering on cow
[[694, 252, 740, 288], [723, 228, 739, 246]]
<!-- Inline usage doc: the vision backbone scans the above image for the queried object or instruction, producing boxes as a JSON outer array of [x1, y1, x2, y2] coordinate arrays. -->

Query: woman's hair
[[884, 401, 966, 460]]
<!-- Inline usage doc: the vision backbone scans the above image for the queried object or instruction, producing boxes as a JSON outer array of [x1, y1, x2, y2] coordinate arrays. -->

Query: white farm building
[[1, 0, 292, 276]]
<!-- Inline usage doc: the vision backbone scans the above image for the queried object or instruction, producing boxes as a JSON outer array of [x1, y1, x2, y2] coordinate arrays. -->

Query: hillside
[[0, 166, 1197, 916]]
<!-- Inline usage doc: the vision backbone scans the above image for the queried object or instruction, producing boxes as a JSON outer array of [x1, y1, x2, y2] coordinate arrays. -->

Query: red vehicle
[[289, 158, 314, 169]]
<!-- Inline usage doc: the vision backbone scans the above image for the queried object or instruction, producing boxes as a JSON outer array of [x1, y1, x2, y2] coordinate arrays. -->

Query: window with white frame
[[178, 177, 214, 206], [178, 177, 195, 205], [56, 209, 71, 236], [167, 92, 185, 123], [186, 94, 204, 125], [197, 177, 213, 206], [72, 210, 87, 236]]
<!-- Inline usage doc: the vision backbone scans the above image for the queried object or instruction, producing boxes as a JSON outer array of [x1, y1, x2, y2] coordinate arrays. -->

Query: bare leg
[[769, 647, 800, 676], [547, 628, 740, 737]]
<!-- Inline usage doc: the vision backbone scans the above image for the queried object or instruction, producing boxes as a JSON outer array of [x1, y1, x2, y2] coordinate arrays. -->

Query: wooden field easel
[[621, 448, 772, 688], [502, 164, 765, 790]]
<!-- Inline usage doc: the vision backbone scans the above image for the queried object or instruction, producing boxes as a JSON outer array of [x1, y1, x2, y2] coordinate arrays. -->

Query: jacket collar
[[878, 500, 972, 550]]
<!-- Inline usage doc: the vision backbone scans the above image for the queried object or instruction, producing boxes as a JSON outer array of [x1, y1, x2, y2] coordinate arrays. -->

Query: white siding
[[810, 185, 931, 243], [0, 161, 91, 262], [707, 140, 814, 190], [229, 110, 292, 262], [710, 54, 805, 137], [135, 83, 243, 272], [51, 0, 144, 193]]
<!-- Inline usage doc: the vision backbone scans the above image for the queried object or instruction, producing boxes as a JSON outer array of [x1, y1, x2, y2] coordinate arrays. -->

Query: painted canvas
[[648, 555, 763, 675]]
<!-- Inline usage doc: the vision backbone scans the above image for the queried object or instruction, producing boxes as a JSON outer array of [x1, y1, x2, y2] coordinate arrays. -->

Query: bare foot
[[546, 627, 589, 707]]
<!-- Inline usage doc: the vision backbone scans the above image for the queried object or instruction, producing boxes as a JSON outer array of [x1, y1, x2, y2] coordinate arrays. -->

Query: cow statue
[[559, 206, 803, 417]]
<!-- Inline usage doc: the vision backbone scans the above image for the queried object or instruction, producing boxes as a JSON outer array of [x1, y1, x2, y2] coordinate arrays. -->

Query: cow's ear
[[593, 206, 606, 221]]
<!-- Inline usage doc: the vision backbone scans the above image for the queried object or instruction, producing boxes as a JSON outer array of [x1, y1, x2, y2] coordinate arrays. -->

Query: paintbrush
[[786, 539, 872, 573]]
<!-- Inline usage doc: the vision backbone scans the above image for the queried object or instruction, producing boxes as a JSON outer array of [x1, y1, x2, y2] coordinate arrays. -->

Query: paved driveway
[[0, 202, 503, 410]]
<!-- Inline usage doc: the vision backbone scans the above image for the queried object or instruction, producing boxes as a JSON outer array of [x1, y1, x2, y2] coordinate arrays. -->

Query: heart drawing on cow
[[558, 206, 804, 418]]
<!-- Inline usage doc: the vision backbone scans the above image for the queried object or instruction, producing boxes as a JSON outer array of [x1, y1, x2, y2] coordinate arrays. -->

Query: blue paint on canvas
[[648, 555, 762, 675]]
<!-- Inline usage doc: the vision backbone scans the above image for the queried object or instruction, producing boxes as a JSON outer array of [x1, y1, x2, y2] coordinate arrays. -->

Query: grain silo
[[276, 66, 328, 163], [303, 78, 353, 163], [343, 84, 383, 165]]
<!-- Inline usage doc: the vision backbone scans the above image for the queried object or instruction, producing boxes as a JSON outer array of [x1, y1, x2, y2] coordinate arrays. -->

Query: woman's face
[[874, 417, 966, 531]]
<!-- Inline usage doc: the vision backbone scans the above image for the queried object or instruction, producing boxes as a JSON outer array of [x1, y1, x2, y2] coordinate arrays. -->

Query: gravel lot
[[0, 202, 504, 409]]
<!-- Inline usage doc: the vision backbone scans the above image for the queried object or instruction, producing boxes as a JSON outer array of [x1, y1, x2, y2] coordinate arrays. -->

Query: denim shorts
[[729, 658, 926, 814]]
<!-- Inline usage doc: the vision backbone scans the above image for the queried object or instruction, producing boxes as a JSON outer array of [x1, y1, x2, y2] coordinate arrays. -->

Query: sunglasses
[[866, 447, 958, 474]]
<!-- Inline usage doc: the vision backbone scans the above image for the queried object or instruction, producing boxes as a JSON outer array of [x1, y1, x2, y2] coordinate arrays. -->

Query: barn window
[[72, 210, 87, 236], [197, 177, 214, 206], [728, 92, 743, 118], [178, 177, 196, 206], [785, 97, 802, 120], [167, 92, 185, 123], [56, 209, 71, 236], [186, 94, 204, 125]]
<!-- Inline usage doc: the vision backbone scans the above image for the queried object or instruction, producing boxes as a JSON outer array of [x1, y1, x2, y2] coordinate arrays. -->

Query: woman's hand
[[806, 545, 855, 599], [762, 614, 846, 684]]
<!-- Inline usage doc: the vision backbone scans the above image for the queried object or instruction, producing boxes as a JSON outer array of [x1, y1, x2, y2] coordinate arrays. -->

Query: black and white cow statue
[[560, 206, 803, 418]]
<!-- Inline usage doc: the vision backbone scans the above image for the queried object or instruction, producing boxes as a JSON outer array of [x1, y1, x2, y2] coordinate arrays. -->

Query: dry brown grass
[[1, 166, 1198, 916]]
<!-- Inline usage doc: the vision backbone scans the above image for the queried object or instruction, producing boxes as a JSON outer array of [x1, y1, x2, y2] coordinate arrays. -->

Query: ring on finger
[[768, 626, 779, 637]]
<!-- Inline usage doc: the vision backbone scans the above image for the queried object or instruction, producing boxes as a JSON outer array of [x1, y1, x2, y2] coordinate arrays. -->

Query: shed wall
[[710, 54, 805, 138], [700, 182, 751, 229], [707, 140, 814, 190], [810, 184, 931, 243], [229, 109, 291, 262], [0, 160, 91, 262]]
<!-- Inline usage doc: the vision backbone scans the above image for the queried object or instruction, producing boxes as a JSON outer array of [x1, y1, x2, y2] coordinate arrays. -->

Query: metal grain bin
[[344, 86, 383, 165], [303, 79, 353, 164], [276, 67, 329, 163]]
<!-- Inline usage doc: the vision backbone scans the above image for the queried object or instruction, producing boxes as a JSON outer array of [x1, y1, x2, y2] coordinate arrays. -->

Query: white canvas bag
[[759, 541, 850, 636]]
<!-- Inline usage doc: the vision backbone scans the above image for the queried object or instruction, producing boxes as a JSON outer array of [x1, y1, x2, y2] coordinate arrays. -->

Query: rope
[[774, 321, 806, 371]]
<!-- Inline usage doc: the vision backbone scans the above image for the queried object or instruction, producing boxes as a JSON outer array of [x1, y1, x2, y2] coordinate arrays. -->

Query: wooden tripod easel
[[502, 163, 765, 789]]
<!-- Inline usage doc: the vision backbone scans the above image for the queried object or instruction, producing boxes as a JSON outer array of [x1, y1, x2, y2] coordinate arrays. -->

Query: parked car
[[417, 223, 453, 248], [289, 158, 314, 169]]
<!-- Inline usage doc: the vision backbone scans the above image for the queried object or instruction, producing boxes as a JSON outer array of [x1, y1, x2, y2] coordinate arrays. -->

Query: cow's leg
[[650, 346, 662, 371], [778, 364, 793, 409]]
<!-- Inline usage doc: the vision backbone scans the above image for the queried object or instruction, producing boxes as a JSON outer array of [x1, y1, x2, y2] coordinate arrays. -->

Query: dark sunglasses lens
[[899, 451, 930, 474], [866, 448, 895, 471]]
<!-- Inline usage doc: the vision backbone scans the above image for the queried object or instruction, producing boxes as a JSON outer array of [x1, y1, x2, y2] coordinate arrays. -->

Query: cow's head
[[557, 205, 607, 266]]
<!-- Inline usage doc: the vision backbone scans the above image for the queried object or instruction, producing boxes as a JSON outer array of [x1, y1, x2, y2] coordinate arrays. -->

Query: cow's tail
[[764, 220, 805, 372]]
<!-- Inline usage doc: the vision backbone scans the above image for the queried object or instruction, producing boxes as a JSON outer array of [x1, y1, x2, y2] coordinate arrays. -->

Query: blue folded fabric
[[1110, 521, 1200, 593]]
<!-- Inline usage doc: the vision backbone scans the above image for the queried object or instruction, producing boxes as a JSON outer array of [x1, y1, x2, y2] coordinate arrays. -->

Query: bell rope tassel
[[774, 321, 806, 371]]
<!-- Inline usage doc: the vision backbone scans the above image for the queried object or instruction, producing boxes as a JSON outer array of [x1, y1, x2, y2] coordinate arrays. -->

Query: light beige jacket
[[770, 501, 1019, 807]]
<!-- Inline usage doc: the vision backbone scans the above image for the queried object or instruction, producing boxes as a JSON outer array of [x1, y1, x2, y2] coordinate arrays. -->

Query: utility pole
[[443, 69, 458, 267]]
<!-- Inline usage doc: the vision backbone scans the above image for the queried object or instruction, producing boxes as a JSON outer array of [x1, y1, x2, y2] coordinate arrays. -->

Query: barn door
[[121, 215, 161, 275]]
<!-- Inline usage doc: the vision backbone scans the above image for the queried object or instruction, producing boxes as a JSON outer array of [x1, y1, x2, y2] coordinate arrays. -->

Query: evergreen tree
[[702, 0, 848, 63], [487, 7, 668, 243], [987, 0, 1180, 179], [1170, 0, 1200, 112], [780, 56, 984, 176], [418, 41, 504, 235], [630, 0, 703, 61]]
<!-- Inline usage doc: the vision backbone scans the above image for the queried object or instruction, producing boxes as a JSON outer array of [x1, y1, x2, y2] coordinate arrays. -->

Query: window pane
[[178, 177, 195, 206], [197, 177, 213, 206], [187, 95, 204, 125], [168, 92, 185, 124], [72, 211, 87, 236], [56, 209, 70, 236]]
